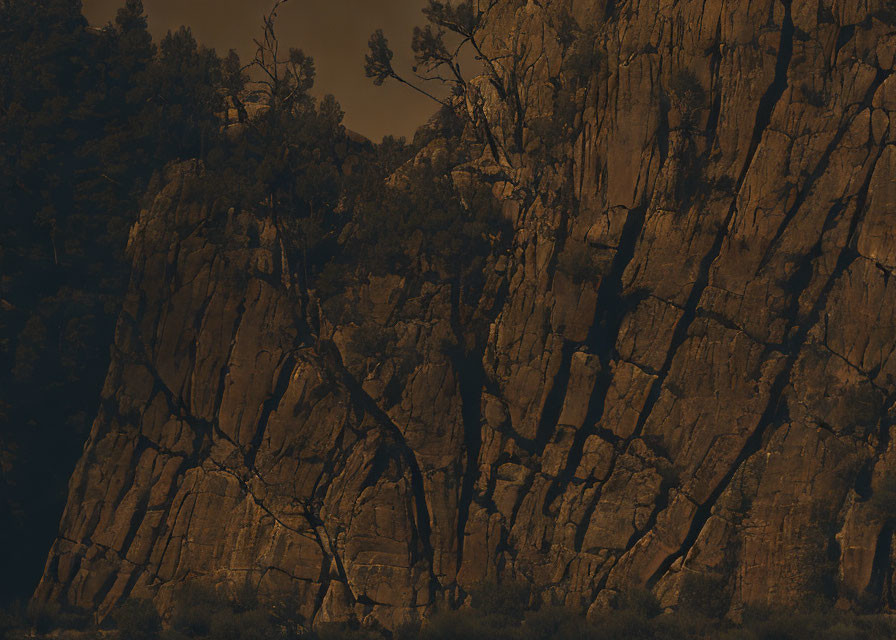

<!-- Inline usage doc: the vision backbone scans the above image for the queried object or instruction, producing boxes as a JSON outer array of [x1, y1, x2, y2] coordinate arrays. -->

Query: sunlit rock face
[[34, 0, 896, 628]]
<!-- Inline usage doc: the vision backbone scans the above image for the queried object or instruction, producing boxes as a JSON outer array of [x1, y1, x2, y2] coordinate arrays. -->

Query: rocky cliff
[[34, 0, 896, 629]]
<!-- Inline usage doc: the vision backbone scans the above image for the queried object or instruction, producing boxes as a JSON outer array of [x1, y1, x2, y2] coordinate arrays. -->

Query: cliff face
[[34, 0, 896, 628]]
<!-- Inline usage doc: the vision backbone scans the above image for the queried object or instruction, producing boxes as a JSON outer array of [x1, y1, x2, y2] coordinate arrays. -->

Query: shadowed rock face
[[34, 0, 896, 628]]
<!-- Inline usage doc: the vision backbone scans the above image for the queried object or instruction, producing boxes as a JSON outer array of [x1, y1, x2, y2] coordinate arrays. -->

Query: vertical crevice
[[645, 116, 885, 589], [737, 0, 794, 190], [448, 281, 486, 576], [542, 202, 648, 514], [534, 340, 575, 450], [704, 15, 724, 154], [311, 558, 332, 622], [645, 378, 789, 587], [608, 0, 797, 573], [453, 353, 484, 576], [302, 502, 356, 604], [320, 340, 441, 600], [211, 299, 246, 419], [245, 354, 296, 470], [619, 0, 796, 468], [757, 67, 887, 274], [868, 524, 894, 607], [116, 491, 150, 567], [573, 479, 606, 552]]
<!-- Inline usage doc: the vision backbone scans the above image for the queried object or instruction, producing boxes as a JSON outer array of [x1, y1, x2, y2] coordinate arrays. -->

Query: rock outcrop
[[34, 0, 896, 629]]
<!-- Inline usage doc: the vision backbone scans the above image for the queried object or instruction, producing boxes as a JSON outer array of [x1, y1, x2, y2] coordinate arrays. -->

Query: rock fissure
[[757, 67, 889, 275], [541, 198, 649, 516], [608, 6, 798, 555], [245, 353, 298, 470], [646, 118, 889, 589], [323, 340, 442, 600], [448, 289, 486, 576]]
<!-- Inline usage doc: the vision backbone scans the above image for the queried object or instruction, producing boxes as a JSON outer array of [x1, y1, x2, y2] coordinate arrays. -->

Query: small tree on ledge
[[249, 0, 315, 116], [365, 1, 528, 168], [364, 0, 601, 201]]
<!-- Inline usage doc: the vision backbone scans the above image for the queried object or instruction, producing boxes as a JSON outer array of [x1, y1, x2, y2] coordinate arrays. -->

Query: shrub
[[651, 612, 715, 640], [557, 243, 599, 284], [869, 475, 896, 525], [678, 572, 729, 619], [163, 580, 286, 640], [231, 580, 260, 614], [617, 587, 662, 619], [315, 621, 385, 640], [113, 598, 161, 640], [269, 586, 307, 638], [422, 609, 517, 640], [521, 606, 591, 640], [668, 69, 706, 131], [874, 1, 896, 24], [710, 175, 737, 195], [800, 83, 827, 108], [112, 598, 162, 640], [393, 620, 422, 640], [27, 600, 63, 635], [469, 580, 530, 624], [841, 383, 883, 435], [348, 323, 395, 360], [170, 583, 230, 637], [591, 609, 654, 640], [0, 601, 26, 638], [561, 23, 605, 86], [208, 608, 277, 640]]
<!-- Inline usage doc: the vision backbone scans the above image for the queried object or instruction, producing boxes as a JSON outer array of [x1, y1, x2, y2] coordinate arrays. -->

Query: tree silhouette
[[364, 0, 600, 186]]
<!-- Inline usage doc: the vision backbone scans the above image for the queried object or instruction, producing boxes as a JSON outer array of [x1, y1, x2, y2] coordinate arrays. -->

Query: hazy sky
[[81, 0, 441, 141]]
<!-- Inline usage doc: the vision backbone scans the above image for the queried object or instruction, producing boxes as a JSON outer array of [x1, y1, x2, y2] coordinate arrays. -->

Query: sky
[[81, 0, 441, 141]]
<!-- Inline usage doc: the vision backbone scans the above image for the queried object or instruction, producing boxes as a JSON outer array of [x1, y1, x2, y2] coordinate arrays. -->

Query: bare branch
[[393, 73, 450, 106]]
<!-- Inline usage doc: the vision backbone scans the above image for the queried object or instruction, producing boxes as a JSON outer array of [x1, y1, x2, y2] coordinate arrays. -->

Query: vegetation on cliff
[[0, 0, 225, 603], [0, 0, 507, 607], [4, 582, 895, 640], [0, 0, 317, 604], [7, 0, 896, 634]]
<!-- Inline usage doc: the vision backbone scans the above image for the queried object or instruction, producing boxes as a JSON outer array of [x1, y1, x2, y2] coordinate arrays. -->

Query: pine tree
[[146, 26, 223, 161]]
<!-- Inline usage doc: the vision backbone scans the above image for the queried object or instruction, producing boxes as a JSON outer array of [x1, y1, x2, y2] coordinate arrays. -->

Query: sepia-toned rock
[[33, 0, 896, 628]]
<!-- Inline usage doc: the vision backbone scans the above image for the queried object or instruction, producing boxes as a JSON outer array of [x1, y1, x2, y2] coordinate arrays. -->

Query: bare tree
[[365, 1, 518, 167], [250, 0, 315, 114], [365, 0, 600, 189]]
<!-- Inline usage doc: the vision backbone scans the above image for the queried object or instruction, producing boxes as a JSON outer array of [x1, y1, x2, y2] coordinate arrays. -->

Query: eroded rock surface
[[35, 0, 896, 628]]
